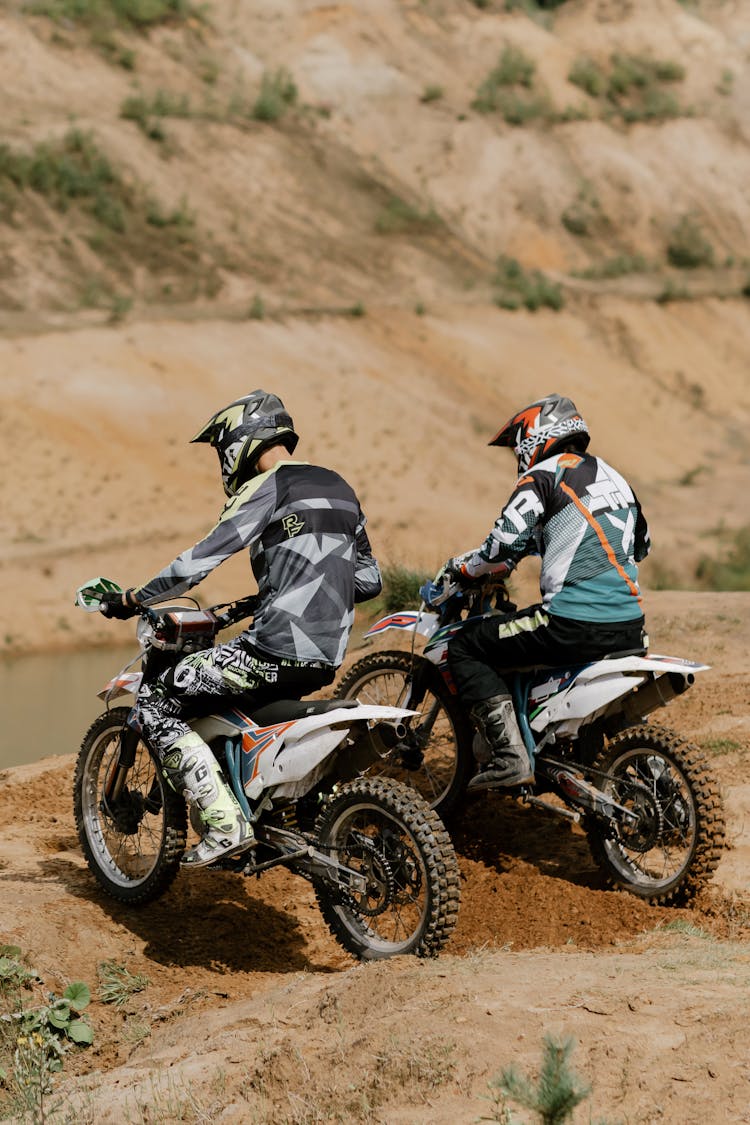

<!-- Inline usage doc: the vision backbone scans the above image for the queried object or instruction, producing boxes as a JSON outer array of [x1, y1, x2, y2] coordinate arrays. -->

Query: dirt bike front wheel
[[336, 651, 473, 819], [312, 776, 460, 960], [73, 707, 187, 905], [585, 725, 725, 905]]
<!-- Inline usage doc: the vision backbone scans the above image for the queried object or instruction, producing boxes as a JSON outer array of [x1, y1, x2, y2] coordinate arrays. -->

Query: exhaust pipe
[[375, 720, 408, 747], [622, 671, 693, 724]]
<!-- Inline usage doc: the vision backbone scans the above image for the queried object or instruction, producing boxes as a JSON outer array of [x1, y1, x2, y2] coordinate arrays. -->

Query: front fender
[[364, 610, 439, 640]]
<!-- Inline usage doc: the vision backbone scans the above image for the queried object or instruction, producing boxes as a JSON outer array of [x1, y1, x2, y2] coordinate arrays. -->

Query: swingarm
[[243, 824, 369, 895], [538, 757, 640, 828]]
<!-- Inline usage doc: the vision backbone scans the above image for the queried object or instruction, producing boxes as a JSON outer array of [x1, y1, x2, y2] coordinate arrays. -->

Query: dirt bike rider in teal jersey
[[440, 393, 651, 791], [97, 391, 382, 867]]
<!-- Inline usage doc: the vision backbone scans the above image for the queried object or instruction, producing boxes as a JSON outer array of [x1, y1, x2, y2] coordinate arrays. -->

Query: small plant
[[560, 182, 608, 237], [481, 1034, 592, 1124], [145, 197, 194, 238], [568, 51, 686, 122], [701, 737, 742, 756], [26, 0, 198, 33], [420, 84, 444, 103], [374, 196, 442, 235], [573, 254, 650, 280], [120, 88, 192, 140], [568, 56, 607, 98], [247, 294, 265, 320], [251, 68, 298, 122], [473, 44, 537, 114], [695, 524, 750, 591], [98, 961, 149, 1007], [0, 950, 93, 1121], [656, 279, 690, 304], [379, 564, 432, 612], [667, 214, 714, 269], [493, 255, 564, 311]]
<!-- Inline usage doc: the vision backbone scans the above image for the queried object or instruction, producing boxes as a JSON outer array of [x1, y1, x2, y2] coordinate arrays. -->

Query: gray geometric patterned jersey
[[134, 461, 382, 666]]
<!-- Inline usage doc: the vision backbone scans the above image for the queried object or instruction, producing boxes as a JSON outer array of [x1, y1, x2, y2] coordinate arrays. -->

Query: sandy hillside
[[2, 0, 750, 1121]]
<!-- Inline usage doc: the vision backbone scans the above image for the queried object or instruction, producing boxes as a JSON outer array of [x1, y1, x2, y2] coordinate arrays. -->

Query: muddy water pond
[[1, 646, 135, 769]]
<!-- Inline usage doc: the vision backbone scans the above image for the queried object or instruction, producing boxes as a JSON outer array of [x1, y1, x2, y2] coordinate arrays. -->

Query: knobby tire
[[585, 724, 725, 905], [336, 650, 473, 818], [312, 776, 460, 960], [73, 707, 187, 905]]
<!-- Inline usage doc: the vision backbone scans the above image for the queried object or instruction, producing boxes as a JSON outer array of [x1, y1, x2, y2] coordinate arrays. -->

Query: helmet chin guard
[[490, 393, 589, 473], [192, 390, 299, 495]]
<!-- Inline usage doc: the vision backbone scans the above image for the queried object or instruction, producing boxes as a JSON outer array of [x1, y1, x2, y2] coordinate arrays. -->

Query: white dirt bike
[[337, 573, 726, 905], [72, 579, 460, 960]]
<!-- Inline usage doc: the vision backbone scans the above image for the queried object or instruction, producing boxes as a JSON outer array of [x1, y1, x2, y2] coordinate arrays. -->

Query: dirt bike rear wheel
[[585, 725, 725, 905], [73, 707, 187, 905], [312, 776, 460, 960], [336, 651, 473, 818]]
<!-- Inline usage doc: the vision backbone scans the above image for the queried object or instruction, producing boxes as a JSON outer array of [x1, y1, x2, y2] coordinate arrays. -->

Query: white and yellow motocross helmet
[[191, 390, 299, 496]]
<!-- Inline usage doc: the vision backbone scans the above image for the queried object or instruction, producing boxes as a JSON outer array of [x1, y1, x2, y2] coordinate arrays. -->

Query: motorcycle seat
[[602, 647, 648, 659], [250, 698, 360, 725]]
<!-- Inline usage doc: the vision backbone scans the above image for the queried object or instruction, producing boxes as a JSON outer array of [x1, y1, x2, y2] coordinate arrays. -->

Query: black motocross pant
[[135, 632, 336, 756], [447, 605, 647, 707]]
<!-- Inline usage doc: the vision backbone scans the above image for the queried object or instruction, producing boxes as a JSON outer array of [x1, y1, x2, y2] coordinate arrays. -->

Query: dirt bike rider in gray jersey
[[441, 393, 651, 791], [98, 391, 382, 867]]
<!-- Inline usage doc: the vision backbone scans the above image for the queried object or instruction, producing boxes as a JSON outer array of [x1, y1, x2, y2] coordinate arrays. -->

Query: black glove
[[99, 589, 139, 620]]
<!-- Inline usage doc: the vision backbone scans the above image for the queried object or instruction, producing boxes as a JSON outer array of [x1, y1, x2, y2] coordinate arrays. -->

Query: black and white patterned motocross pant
[[135, 632, 336, 757]]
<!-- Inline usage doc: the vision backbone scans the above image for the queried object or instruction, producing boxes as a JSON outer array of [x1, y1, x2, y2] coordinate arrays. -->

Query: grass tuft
[[493, 255, 564, 311]]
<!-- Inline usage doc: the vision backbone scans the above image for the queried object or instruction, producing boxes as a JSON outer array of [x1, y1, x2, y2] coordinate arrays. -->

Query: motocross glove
[[442, 557, 475, 584], [99, 588, 139, 620]]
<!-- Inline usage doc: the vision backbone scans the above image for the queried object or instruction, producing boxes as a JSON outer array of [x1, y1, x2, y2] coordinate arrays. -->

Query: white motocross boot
[[161, 732, 255, 867], [468, 695, 535, 790]]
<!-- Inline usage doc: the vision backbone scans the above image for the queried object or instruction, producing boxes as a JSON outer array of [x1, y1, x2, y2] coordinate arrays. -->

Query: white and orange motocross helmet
[[192, 390, 299, 496], [490, 393, 590, 474]]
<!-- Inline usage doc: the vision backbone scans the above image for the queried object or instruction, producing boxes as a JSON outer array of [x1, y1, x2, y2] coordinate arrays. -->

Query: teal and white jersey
[[134, 461, 382, 666], [462, 452, 650, 623]]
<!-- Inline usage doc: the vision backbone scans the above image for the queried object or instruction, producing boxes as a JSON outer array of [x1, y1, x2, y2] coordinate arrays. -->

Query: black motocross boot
[[468, 695, 535, 790]]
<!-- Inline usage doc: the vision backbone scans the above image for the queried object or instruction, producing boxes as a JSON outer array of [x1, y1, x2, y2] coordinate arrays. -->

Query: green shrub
[[494, 90, 554, 125], [247, 294, 265, 320], [667, 214, 714, 269], [483, 1034, 592, 1124], [380, 564, 432, 612], [0, 129, 126, 229], [560, 182, 607, 237], [0, 949, 93, 1121], [251, 68, 298, 122], [567, 51, 686, 123], [573, 254, 649, 279], [420, 84, 444, 103], [121, 88, 192, 139], [473, 44, 536, 113], [26, 0, 197, 32], [695, 525, 750, 591], [375, 196, 442, 235], [493, 255, 564, 311], [568, 57, 607, 98]]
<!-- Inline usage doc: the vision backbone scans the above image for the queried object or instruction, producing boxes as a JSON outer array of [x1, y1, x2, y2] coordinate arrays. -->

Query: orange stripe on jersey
[[557, 453, 583, 469], [559, 482, 641, 602]]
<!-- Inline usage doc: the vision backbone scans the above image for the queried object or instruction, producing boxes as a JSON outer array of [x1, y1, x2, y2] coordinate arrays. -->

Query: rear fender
[[196, 703, 418, 801], [530, 654, 708, 736]]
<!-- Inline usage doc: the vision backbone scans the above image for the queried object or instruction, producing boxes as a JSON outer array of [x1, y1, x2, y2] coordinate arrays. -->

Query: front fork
[[103, 717, 139, 804]]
